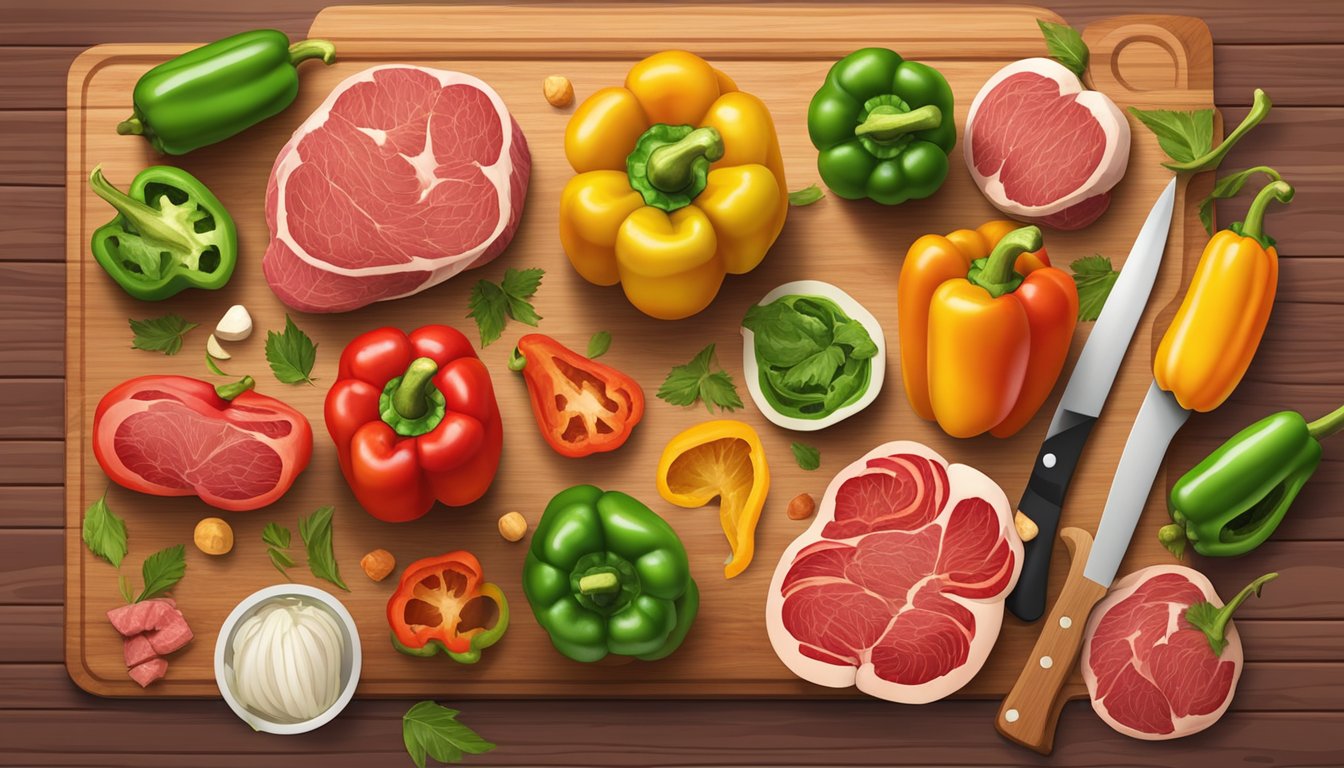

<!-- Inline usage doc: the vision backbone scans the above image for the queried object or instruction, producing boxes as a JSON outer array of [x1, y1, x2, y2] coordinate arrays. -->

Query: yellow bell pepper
[[560, 51, 788, 320], [1155, 179, 1293, 412], [656, 419, 769, 579]]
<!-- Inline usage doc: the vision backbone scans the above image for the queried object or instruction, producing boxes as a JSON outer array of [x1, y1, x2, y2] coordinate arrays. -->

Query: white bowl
[[214, 584, 362, 734], [741, 280, 886, 432]]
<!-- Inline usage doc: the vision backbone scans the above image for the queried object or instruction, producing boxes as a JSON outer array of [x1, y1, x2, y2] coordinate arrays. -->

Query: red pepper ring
[[387, 551, 510, 664], [325, 325, 503, 522]]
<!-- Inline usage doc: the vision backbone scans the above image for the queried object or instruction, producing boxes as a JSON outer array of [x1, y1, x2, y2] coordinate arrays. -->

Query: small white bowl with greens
[[741, 280, 885, 431]]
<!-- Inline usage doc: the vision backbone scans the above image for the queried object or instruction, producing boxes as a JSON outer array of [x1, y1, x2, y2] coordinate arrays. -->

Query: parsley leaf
[[1128, 107, 1215, 168], [403, 701, 496, 767], [791, 442, 821, 471], [788, 184, 825, 206], [468, 267, 544, 347], [262, 522, 293, 577], [1037, 19, 1089, 78], [299, 506, 348, 591], [265, 314, 317, 385], [129, 314, 197, 356], [587, 330, 612, 359], [82, 494, 127, 568], [657, 344, 743, 413], [1070, 255, 1120, 322], [136, 544, 186, 602]]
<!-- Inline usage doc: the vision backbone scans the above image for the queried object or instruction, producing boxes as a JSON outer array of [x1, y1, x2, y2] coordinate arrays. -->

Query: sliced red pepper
[[387, 551, 509, 665], [509, 334, 645, 458]]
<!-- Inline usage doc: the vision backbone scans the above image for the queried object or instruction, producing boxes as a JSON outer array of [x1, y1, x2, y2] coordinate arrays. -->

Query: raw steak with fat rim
[[264, 65, 531, 312], [964, 57, 1129, 230], [1082, 565, 1244, 740], [765, 441, 1022, 704]]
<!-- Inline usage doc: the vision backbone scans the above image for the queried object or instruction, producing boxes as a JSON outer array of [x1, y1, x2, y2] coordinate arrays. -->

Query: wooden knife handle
[[996, 527, 1108, 755]]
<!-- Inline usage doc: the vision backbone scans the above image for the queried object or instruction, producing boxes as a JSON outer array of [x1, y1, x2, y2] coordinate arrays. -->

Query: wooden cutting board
[[65, 4, 1217, 698]]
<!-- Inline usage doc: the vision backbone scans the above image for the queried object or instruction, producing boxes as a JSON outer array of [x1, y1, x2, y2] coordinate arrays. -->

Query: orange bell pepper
[[898, 223, 1078, 438], [1155, 179, 1293, 412]]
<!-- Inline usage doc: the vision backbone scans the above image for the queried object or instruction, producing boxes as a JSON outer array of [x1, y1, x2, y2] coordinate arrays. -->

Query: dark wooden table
[[3, 1, 1342, 765]]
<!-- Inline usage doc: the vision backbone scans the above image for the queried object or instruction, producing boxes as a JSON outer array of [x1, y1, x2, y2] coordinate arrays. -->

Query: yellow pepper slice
[[656, 420, 770, 579], [561, 51, 787, 320]]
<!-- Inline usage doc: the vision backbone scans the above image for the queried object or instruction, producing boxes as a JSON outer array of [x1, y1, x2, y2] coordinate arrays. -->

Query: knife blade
[[1006, 178, 1177, 622], [997, 381, 1191, 754]]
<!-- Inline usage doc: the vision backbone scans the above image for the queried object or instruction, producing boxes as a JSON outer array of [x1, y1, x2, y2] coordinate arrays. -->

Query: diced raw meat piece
[[127, 657, 168, 688], [146, 611, 194, 655], [123, 634, 156, 668]]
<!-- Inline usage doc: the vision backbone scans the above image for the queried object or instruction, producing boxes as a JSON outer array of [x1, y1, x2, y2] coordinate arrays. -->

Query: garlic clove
[[215, 304, 253, 341], [206, 334, 231, 360]]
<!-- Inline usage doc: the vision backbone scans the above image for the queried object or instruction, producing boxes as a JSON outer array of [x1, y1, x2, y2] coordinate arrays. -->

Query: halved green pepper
[[89, 165, 237, 301], [118, 29, 335, 155], [807, 48, 956, 205], [523, 485, 699, 663], [1162, 403, 1344, 557]]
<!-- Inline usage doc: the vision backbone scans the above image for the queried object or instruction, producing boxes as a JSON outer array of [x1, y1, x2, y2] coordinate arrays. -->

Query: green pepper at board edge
[[523, 485, 699, 663], [1161, 403, 1344, 558], [89, 165, 237, 301], [807, 48, 956, 205], [118, 30, 335, 155]]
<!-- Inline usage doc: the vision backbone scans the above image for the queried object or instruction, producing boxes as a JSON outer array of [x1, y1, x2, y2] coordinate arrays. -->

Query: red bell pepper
[[387, 551, 509, 664], [325, 325, 502, 523], [508, 333, 645, 458], [92, 375, 312, 512]]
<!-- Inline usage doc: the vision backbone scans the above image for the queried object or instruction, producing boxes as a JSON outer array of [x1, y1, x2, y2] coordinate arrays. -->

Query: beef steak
[[264, 65, 531, 313]]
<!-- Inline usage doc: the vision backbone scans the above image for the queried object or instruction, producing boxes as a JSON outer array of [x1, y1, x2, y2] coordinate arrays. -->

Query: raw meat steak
[[765, 442, 1022, 704], [964, 58, 1130, 230], [1082, 566, 1245, 740], [264, 65, 531, 312]]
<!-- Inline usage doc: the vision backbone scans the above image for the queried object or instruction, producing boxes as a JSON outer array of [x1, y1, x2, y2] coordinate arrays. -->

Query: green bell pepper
[[807, 48, 956, 205], [117, 29, 335, 155], [89, 165, 237, 301], [522, 485, 699, 663], [1162, 403, 1344, 557]]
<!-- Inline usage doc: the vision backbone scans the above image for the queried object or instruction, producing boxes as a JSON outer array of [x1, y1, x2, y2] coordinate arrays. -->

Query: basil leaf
[[788, 184, 824, 206], [743, 301, 828, 367], [1070, 255, 1120, 322], [261, 522, 290, 550], [129, 314, 197, 356], [82, 494, 128, 568], [791, 442, 821, 471], [781, 345, 845, 390], [265, 314, 317, 385], [1128, 106, 1215, 166], [832, 320, 877, 359], [1037, 19, 1089, 78], [587, 331, 612, 359], [136, 544, 186, 602], [403, 701, 496, 768], [299, 506, 348, 591], [824, 361, 866, 412]]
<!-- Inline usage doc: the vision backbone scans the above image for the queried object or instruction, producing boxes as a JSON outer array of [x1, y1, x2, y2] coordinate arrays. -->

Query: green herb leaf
[[1198, 166, 1284, 236], [262, 522, 293, 577], [265, 315, 317, 385], [587, 331, 612, 359], [118, 574, 134, 604], [1037, 19, 1089, 77], [129, 314, 197, 356], [468, 267, 544, 347], [268, 547, 296, 576], [82, 494, 128, 568], [791, 442, 821, 471], [1070, 255, 1120, 322], [299, 506, 348, 591], [832, 320, 877, 359], [1128, 106, 1215, 168], [657, 344, 743, 413], [787, 184, 825, 207], [136, 544, 186, 602], [403, 701, 496, 768], [204, 352, 231, 377], [782, 346, 845, 390]]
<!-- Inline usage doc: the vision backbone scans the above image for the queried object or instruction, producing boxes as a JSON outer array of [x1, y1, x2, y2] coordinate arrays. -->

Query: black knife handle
[[1006, 416, 1096, 622]]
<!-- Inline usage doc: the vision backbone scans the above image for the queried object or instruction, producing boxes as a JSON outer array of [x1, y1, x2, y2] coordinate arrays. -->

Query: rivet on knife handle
[[997, 527, 1106, 755]]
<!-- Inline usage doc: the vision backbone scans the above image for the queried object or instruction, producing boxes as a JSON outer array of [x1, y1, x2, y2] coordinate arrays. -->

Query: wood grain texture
[[63, 4, 1216, 699]]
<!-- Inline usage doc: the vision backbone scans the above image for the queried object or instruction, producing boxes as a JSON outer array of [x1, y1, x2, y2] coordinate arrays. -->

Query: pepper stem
[[507, 347, 527, 372], [115, 117, 144, 136], [969, 225, 1042, 298], [1185, 572, 1277, 656], [854, 104, 942, 142], [391, 357, 439, 420], [1237, 180, 1294, 244], [1165, 89, 1272, 173], [1307, 403, 1344, 440], [215, 375, 255, 402], [88, 165, 193, 252], [287, 38, 337, 66], [578, 572, 620, 595], [1158, 523, 1188, 558], [645, 126, 724, 193]]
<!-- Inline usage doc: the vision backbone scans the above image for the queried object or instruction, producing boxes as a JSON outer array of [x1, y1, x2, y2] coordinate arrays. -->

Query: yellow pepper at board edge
[[560, 51, 788, 320], [1154, 179, 1294, 412]]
